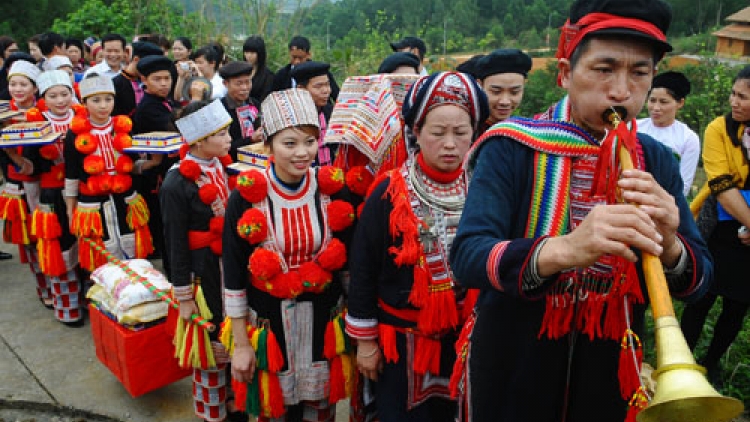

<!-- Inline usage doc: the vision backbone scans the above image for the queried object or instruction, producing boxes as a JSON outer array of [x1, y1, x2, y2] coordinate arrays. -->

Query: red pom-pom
[[87, 174, 113, 195], [70, 116, 92, 135], [248, 248, 282, 281], [72, 104, 87, 117], [112, 115, 132, 133], [115, 155, 134, 173], [179, 160, 202, 181], [317, 166, 345, 196], [25, 108, 44, 122], [317, 238, 347, 272], [219, 154, 233, 167], [75, 133, 98, 155], [111, 174, 132, 194], [276, 271, 304, 298], [345, 166, 374, 196], [298, 261, 332, 293], [83, 155, 105, 175], [39, 144, 60, 160], [113, 133, 132, 152], [179, 143, 190, 160], [35, 99, 47, 112], [228, 174, 238, 191], [237, 208, 267, 244], [199, 184, 219, 205], [327, 200, 355, 232], [210, 216, 224, 234], [237, 170, 267, 203], [237, 208, 268, 245]]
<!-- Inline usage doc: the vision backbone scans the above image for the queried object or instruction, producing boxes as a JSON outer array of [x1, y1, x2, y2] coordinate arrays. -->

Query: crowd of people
[[0, 0, 748, 421]]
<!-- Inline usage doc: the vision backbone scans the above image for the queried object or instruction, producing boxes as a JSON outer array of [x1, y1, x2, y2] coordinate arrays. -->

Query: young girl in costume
[[22, 69, 85, 325], [161, 99, 244, 422], [0, 60, 48, 306], [63, 73, 153, 275], [223, 88, 357, 422], [345, 72, 488, 422]]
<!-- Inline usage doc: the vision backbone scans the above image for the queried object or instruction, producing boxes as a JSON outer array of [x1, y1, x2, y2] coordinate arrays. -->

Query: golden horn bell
[[637, 316, 744, 422]]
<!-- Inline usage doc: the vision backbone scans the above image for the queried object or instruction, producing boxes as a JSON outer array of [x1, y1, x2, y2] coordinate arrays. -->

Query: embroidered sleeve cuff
[[487, 240, 511, 291], [663, 238, 688, 275], [64, 178, 79, 198], [708, 174, 735, 195], [345, 314, 379, 340], [172, 285, 194, 302], [522, 237, 554, 291], [224, 288, 248, 318]]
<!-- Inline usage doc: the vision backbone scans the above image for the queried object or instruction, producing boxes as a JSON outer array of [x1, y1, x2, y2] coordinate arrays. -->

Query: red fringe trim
[[328, 355, 346, 403], [231, 378, 248, 412], [413, 336, 440, 375], [449, 313, 476, 398], [32, 209, 66, 276], [384, 171, 422, 266], [618, 329, 643, 400], [378, 324, 398, 364], [0, 194, 30, 245], [71, 207, 106, 271], [126, 194, 154, 258]]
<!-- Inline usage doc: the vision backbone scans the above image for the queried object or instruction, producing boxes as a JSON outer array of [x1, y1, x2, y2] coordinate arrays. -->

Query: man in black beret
[[290, 60, 337, 166], [377, 52, 420, 75], [218, 61, 262, 161], [390, 36, 428, 75], [112, 41, 164, 116], [474, 48, 532, 133], [451, 0, 711, 421], [456, 54, 484, 80], [131, 54, 176, 269]]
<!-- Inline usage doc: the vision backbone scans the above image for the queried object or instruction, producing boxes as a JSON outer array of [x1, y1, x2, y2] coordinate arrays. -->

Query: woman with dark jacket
[[242, 36, 274, 103]]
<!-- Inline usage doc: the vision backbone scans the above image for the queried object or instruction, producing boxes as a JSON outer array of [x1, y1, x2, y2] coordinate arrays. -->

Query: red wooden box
[[89, 305, 191, 397]]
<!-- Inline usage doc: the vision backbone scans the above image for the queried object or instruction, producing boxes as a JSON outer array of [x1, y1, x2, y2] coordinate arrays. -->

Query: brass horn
[[605, 108, 745, 422]]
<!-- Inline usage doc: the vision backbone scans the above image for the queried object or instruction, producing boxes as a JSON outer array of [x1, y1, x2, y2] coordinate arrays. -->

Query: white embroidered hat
[[79, 74, 115, 100], [37, 70, 73, 95], [8, 60, 40, 83], [46, 55, 73, 71], [261, 88, 319, 142], [175, 99, 232, 145]]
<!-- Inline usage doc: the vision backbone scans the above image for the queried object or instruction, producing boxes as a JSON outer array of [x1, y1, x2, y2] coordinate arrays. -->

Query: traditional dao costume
[[23, 70, 86, 325], [163, 99, 236, 422], [345, 72, 488, 422], [448, 2, 712, 421], [63, 74, 153, 273], [221, 89, 359, 422], [0, 60, 48, 303], [290, 61, 335, 167]]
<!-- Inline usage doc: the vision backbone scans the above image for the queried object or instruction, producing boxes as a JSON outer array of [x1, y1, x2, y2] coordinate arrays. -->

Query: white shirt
[[637, 118, 700, 197], [210, 73, 227, 100], [83, 61, 122, 79]]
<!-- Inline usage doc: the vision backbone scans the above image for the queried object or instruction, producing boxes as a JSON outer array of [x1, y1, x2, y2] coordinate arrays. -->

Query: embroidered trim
[[708, 174, 735, 195], [486, 241, 510, 291]]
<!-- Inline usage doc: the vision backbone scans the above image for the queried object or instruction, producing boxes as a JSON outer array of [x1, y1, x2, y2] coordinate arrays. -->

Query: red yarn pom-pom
[[70, 116, 92, 135], [74, 133, 98, 155], [228, 174, 238, 191], [113, 133, 132, 152], [317, 238, 347, 272], [276, 271, 304, 298], [249, 248, 282, 281], [198, 184, 219, 205], [83, 155, 105, 175], [327, 200, 355, 232], [111, 174, 132, 194], [219, 154, 233, 167], [299, 261, 332, 293], [210, 216, 224, 234], [237, 170, 267, 203], [179, 160, 202, 181], [237, 208, 267, 244], [115, 155, 134, 174], [112, 115, 132, 134], [179, 143, 190, 159], [87, 174, 113, 195], [72, 104, 87, 117], [317, 166, 345, 196], [25, 108, 44, 122], [345, 166, 374, 196], [39, 144, 60, 161]]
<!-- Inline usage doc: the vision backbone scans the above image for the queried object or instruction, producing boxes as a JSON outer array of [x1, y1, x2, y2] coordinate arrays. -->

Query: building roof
[[727, 6, 750, 24], [714, 24, 750, 42]]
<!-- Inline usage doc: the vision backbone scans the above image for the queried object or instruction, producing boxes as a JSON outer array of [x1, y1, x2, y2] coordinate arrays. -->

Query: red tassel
[[618, 329, 643, 400], [408, 260, 429, 308], [413, 336, 440, 375], [417, 283, 458, 335], [449, 313, 476, 398], [197, 325, 209, 369], [461, 289, 479, 323], [378, 324, 398, 363], [266, 371, 286, 418], [328, 355, 346, 404], [231, 378, 247, 412], [384, 171, 422, 266], [324, 320, 337, 360], [265, 329, 284, 373], [625, 387, 648, 422]]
